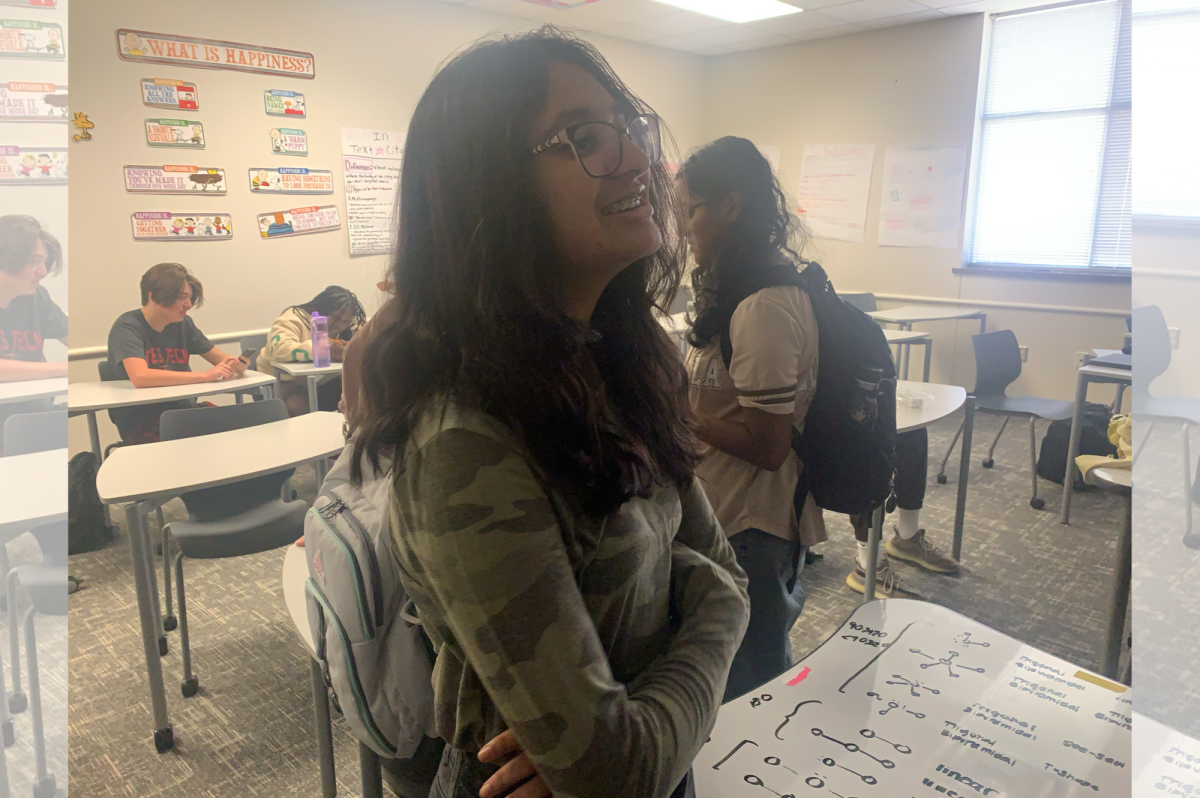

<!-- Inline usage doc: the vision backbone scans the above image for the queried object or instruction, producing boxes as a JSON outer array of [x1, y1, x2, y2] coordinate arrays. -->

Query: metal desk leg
[[1103, 493, 1132, 679], [953, 397, 975, 562], [87, 411, 102, 462], [922, 340, 932, 383], [978, 313, 987, 336], [307, 376, 320, 415], [899, 323, 912, 382], [125, 502, 173, 752], [360, 742, 383, 798], [310, 658, 337, 798], [862, 506, 884, 604], [1060, 372, 1090, 524], [235, 393, 244, 405]]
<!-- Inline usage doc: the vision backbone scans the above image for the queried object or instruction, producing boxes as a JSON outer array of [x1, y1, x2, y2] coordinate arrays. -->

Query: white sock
[[856, 541, 887, 570], [897, 509, 921, 539]]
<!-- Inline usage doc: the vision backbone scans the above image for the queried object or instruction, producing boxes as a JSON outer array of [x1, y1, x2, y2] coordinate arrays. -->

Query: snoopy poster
[[0, 146, 66, 184], [0, 19, 64, 59], [145, 118, 204, 149]]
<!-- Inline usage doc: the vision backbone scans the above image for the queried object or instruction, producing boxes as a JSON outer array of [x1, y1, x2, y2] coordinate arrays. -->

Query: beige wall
[[699, 15, 1130, 402], [1133, 224, 1200, 397]]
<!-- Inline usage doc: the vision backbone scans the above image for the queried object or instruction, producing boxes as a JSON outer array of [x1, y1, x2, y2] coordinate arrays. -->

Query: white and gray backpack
[[303, 443, 436, 759]]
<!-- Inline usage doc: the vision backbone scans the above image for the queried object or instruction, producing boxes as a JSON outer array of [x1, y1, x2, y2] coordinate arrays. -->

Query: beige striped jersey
[[686, 285, 826, 546], [387, 399, 750, 798]]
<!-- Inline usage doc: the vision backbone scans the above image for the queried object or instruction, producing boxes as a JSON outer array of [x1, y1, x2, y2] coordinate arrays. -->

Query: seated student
[[677, 137, 824, 702], [0, 215, 68, 382], [107, 262, 247, 444], [256, 286, 365, 417]]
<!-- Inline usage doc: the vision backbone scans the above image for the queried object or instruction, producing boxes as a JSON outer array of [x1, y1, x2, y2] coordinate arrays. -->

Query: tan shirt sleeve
[[728, 286, 816, 417]]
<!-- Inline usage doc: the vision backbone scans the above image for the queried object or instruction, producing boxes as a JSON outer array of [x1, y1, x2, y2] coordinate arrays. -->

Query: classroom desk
[[283, 543, 383, 798], [68, 371, 277, 463], [273, 362, 343, 416], [0, 377, 67, 408], [695, 599, 1131, 798], [1059, 363, 1132, 525], [868, 305, 987, 381], [883, 329, 932, 383], [1135, 713, 1199, 794], [96, 412, 345, 754], [861, 383, 972, 602]]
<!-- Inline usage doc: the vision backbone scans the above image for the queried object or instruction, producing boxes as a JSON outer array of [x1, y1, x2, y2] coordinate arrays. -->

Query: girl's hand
[[479, 729, 552, 798]]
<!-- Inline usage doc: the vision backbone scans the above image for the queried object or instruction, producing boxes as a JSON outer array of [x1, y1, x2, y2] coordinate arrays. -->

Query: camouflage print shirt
[[388, 400, 750, 798]]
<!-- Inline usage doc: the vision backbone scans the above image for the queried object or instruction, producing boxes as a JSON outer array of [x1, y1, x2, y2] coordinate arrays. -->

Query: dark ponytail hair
[[681, 137, 810, 350], [287, 285, 366, 342]]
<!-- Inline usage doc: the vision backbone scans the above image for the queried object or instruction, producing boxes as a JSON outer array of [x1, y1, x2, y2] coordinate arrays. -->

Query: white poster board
[[877, 145, 968, 248], [695, 600, 1131, 798], [340, 127, 402, 257], [1134, 713, 1200, 794], [796, 144, 875, 243]]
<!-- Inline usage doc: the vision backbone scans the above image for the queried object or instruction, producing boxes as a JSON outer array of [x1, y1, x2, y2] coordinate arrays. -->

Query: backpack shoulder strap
[[719, 261, 821, 371]]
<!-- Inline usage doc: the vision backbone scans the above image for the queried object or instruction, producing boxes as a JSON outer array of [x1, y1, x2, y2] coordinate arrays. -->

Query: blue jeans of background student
[[723, 528, 807, 703]]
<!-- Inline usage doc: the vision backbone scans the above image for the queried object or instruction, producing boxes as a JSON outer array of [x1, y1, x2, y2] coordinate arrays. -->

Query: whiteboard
[[695, 599, 1131, 797]]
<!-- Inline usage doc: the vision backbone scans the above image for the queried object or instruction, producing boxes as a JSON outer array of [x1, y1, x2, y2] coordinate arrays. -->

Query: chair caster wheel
[[159, 637, 169, 656], [182, 676, 199, 698], [8, 692, 26, 715], [154, 725, 174, 753], [936, 474, 948, 484], [2, 718, 13, 747], [1030, 498, 1045, 510], [982, 459, 994, 469], [163, 616, 178, 632], [1185, 534, 1200, 550], [32, 774, 55, 798]]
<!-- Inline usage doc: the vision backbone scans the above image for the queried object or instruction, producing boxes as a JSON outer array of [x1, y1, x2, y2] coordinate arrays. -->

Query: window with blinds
[[969, 0, 1131, 270], [1133, 0, 1200, 220]]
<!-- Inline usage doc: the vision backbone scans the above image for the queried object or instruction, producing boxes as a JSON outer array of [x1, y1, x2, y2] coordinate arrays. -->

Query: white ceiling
[[434, 0, 1045, 54]]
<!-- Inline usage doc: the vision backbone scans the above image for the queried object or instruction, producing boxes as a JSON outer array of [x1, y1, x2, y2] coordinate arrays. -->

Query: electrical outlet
[[1169, 327, 1181, 349], [1076, 351, 1090, 368], [1019, 346, 1028, 362]]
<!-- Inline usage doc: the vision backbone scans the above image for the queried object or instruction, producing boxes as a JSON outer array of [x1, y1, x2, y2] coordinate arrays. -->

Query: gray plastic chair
[[2, 411, 69, 798], [936, 330, 1073, 510], [158, 399, 307, 698], [840, 292, 877, 313]]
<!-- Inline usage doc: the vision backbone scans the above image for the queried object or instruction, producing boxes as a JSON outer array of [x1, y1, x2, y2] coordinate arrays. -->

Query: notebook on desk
[[1090, 352, 1131, 370]]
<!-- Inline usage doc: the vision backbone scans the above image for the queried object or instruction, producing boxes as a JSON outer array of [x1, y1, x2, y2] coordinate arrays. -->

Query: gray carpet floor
[[66, 410, 1129, 797]]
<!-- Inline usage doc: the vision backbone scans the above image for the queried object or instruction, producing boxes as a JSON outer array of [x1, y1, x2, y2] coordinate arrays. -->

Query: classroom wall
[[66, 0, 709, 454], [1133, 224, 1200, 397], [699, 15, 1131, 402]]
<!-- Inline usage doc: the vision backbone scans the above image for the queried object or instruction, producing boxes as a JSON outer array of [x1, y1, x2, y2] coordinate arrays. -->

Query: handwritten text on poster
[[877, 146, 967, 249], [341, 127, 402, 256], [796, 144, 876, 244]]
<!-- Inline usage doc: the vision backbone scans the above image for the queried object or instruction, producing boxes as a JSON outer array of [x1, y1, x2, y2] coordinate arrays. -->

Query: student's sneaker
[[885, 528, 960, 574], [845, 559, 925, 599]]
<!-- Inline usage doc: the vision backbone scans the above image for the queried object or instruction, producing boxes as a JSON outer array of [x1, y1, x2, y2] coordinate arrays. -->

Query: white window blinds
[[970, 0, 1132, 269]]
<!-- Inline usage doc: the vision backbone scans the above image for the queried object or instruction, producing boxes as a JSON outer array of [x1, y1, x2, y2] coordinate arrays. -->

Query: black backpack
[[1036, 402, 1116, 491], [68, 451, 116, 554], [719, 262, 897, 515]]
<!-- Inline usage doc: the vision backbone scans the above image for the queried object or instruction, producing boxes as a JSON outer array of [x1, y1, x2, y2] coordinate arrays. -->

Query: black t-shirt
[[105, 310, 214, 433], [0, 286, 68, 362]]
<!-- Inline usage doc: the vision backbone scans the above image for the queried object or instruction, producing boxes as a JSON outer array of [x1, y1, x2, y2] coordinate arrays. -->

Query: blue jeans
[[723, 528, 807, 703]]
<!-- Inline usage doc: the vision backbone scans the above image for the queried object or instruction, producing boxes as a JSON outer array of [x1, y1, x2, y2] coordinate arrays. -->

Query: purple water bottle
[[311, 311, 331, 368]]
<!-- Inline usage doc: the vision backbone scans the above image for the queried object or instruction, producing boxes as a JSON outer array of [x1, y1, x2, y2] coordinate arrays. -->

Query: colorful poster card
[[145, 118, 204, 149], [876, 145, 968, 249], [0, 2, 57, 7], [117, 30, 314, 79], [0, 82, 68, 121], [264, 89, 305, 117], [132, 211, 232, 240], [124, 165, 226, 194], [258, 205, 340, 239], [0, 20, 64, 59], [141, 78, 199, 111], [249, 167, 332, 194], [0, 146, 66, 183], [796, 143, 876, 244], [269, 127, 307, 156], [341, 127, 403, 256]]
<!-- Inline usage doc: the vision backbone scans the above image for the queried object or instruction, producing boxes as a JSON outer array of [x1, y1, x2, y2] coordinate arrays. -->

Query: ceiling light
[[650, 0, 803, 22]]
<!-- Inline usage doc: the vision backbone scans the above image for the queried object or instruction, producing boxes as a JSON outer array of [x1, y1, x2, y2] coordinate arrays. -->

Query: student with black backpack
[[678, 138, 825, 701]]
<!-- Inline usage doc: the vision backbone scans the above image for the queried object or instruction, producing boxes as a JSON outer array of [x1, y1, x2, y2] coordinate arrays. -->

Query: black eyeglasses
[[531, 114, 662, 178]]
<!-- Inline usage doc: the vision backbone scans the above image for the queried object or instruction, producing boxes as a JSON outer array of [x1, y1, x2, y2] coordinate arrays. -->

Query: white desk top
[[282, 542, 315, 655], [883, 329, 931, 344], [1134, 713, 1199, 794], [896, 381, 965, 433], [97, 411, 345, 504], [68, 371, 277, 413], [0, 449, 67, 535], [274, 362, 343, 378], [0, 377, 67, 407], [868, 305, 985, 324], [1079, 363, 1132, 383], [1093, 466, 1131, 490], [695, 599, 1131, 798]]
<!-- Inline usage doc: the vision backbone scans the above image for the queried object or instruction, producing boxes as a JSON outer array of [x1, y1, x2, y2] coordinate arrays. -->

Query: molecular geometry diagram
[[909, 649, 986, 678], [954, 631, 990, 648], [866, 691, 925, 719], [885, 674, 940, 698]]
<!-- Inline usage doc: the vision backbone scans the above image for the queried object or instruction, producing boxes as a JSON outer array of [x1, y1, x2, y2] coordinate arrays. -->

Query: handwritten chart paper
[[248, 167, 333, 195], [0, 146, 65, 184], [877, 146, 968, 248], [140, 79, 198, 111], [0, 20, 63, 59], [117, 30, 314, 79], [341, 127, 402, 256], [0, 83, 66, 121], [131, 212, 232, 241], [695, 600, 1130, 798], [124, 165, 226, 194], [1134, 713, 1200, 795], [258, 205, 340, 239], [796, 144, 875, 243]]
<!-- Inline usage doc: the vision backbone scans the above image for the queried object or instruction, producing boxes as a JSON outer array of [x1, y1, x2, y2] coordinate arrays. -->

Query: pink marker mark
[[787, 667, 811, 686]]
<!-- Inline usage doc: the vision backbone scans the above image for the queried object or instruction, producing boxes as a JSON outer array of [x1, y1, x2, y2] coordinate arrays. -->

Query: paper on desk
[[796, 144, 875, 243], [877, 145, 967, 248]]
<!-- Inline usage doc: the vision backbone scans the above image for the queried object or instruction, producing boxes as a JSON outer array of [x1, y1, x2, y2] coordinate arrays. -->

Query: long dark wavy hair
[[285, 285, 366, 342], [682, 137, 811, 351], [352, 27, 698, 516]]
